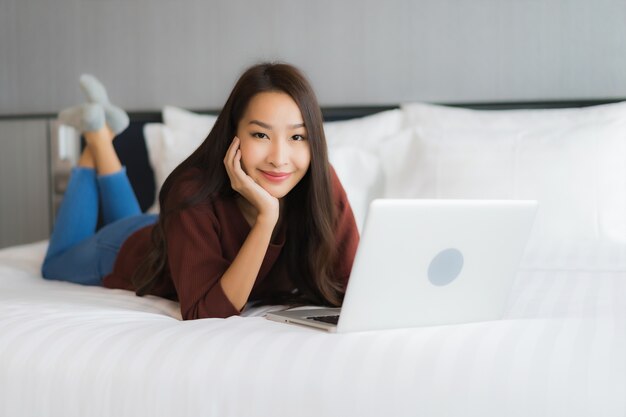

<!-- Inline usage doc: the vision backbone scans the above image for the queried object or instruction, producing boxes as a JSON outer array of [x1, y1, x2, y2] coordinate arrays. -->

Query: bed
[[1, 100, 625, 417]]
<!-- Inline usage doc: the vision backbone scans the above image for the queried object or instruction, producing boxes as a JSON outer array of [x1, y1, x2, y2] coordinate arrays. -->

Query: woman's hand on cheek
[[223, 137, 279, 225]]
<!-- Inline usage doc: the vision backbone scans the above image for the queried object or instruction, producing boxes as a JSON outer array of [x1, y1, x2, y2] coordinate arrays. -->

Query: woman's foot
[[58, 103, 105, 133], [79, 74, 129, 135], [57, 74, 126, 176]]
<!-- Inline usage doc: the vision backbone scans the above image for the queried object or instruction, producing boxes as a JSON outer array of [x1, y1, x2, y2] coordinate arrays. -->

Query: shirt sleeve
[[329, 166, 360, 291], [166, 200, 241, 320]]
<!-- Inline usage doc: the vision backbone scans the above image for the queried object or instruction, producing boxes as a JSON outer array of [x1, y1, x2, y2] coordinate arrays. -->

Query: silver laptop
[[266, 199, 538, 333]]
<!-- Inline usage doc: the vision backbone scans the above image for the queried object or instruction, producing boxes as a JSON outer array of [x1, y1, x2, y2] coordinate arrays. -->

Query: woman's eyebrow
[[249, 120, 272, 129], [249, 120, 305, 129]]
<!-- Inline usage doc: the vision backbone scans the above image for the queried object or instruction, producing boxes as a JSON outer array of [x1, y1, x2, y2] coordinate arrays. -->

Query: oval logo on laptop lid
[[428, 248, 464, 286]]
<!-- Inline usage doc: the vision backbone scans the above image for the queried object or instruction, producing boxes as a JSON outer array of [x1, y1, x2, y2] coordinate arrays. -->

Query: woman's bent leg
[[44, 167, 98, 261], [41, 214, 158, 285], [97, 167, 142, 226]]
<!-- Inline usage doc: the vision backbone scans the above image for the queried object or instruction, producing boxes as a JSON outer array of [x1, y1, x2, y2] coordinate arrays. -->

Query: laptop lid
[[336, 199, 537, 332]]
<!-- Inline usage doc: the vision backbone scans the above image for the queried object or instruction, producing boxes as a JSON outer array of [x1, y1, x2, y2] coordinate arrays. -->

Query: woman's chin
[[259, 183, 290, 199], [265, 188, 288, 199]]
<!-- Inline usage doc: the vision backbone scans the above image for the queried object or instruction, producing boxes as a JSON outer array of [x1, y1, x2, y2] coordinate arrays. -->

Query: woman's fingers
[[233, 149, 247, 177], [224, 137, 242, 183], [224, 136, 239, 166]]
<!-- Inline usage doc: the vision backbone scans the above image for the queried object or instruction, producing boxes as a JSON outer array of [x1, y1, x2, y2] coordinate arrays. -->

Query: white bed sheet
[[1, 240, 625, 417]]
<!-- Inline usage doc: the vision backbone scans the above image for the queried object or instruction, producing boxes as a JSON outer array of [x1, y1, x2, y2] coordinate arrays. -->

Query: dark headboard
[[110, 99, 623, 213]]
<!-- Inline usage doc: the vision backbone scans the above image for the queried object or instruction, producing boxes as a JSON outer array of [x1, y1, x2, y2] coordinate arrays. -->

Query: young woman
[[42, 63, 360, 320]]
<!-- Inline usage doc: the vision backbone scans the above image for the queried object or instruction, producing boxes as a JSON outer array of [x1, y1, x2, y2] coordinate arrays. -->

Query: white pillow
[[323, 109, 403, 229], [323, 109, 404, 150], [162, 105, 218, 137], [328, 146, 384, 232], [384, 102, 626, 244], [143, 107, 218, 213]]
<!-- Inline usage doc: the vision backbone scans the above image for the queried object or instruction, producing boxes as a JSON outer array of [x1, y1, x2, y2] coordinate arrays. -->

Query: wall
[[0, 119, 51, 248], [1, 0, 625, 248], [1, 0, 625, 115]]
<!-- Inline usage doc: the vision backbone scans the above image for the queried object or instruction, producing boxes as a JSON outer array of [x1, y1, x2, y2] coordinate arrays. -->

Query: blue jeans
[[41, 167, 158, 286]]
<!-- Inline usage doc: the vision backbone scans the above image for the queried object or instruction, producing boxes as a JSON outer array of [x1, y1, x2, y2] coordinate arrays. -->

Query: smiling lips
[[260, 170, 292, 183]]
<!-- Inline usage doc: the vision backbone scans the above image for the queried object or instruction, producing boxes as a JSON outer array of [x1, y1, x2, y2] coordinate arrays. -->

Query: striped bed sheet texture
[[0, 240, 624, 417]]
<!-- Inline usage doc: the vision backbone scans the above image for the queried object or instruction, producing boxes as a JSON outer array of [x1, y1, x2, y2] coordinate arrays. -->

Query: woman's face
[[235, 91, 312, 199]]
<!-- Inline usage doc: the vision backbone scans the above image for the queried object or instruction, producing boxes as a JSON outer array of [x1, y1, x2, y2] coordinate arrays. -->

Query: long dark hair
[[131, 62, 343, 307]]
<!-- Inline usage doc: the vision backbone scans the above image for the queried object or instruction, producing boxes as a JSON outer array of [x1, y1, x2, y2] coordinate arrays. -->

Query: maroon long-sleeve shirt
[[102, 167, 360, 320]]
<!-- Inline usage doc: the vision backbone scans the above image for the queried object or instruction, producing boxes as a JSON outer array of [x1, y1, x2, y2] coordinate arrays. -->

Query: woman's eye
[[292, 134, 306, 141], [252, 132, 268, 139]]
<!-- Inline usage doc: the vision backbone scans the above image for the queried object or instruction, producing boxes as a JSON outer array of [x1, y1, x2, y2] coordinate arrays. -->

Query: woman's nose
[[267, 139, 288, 167]]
